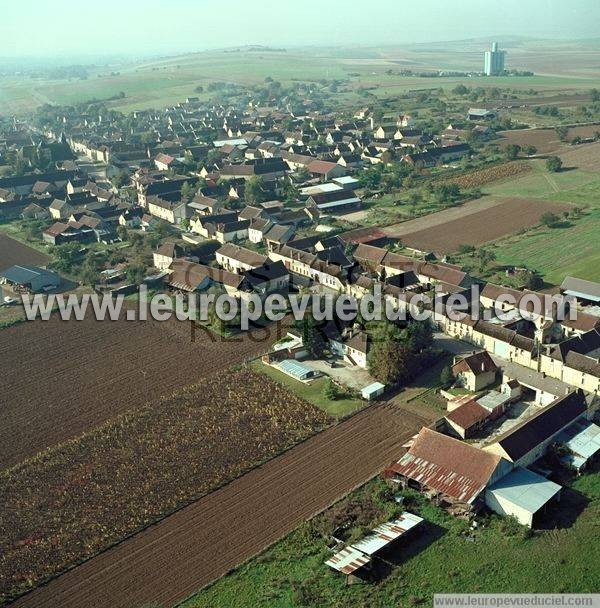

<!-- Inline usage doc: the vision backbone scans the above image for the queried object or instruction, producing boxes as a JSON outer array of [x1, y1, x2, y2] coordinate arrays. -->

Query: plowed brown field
[[8, 400, 434, 608], [1, 369, 330, 604], [497, 125, 600, 154], [384, 196, 571, 253], [0, 234, 49, 271], [0, 315, 282, 469]]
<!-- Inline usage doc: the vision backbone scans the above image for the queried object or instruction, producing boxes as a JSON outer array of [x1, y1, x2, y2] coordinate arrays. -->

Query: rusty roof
[[387, 428, 503, 504]]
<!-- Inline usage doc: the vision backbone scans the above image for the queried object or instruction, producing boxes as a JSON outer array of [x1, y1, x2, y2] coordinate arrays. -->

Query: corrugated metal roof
[[388, 428, 503, 504], [325, 546, 371, 575], [351, 512, 423, 556], [325, 511, 423, 574], [557, 420, 600, 469], [0, 265, 59, 285], [486, 467, 561, 514]]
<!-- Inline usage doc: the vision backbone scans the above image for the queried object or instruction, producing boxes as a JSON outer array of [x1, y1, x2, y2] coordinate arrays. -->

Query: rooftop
[[486, 467, 561, 516]]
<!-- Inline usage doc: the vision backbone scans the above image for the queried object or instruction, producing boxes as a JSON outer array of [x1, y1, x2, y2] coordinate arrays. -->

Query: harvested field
[[497, 125, 600, 154], [557, 140, 600, 171], [384, 196, 571, 253], [0, 315, 283, 469], [442, 161, 532, 189], [483, 93, 591, 109], [0, 369, 330, 605], [8, 398, 435, 608], [0, 233, 49, 271]]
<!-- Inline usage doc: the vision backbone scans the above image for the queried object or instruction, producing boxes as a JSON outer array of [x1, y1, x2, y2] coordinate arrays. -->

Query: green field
[[2, 41, 599, 116], [480, 158, 600, 284], [182, 469, 600, 608]]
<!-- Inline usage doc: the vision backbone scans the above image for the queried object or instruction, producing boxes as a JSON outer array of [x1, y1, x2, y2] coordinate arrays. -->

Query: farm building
[[327, 326, 370, 368], [444, 397, 492, 439], [452, 351, 498, 392], [385, 428, 512, 514], [468, 108, 496, 121], [555, 419, 600, 472], [445, 391, 513, 439], [325, 512, 423, 582], [483, 390, 589, 468], [0, 265, 60, 293], [560, 276, 600, 306], [484, 467, 562, 528], [306, 190, 362, 214]]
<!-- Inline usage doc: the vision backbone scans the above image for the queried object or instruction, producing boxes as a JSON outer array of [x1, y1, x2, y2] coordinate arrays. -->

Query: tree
[[323, 378, 340, 401], [180, 181, 196, 203], [245, 176, 267, 205], [591, 88, 600, 103], [79, 258, 101, 286], [546, 156, 562, 173], [505, 144, 521, 160], [452, 84, 469, 96], [402, 321, 433, 352], [440, 365, 455, 388], [117, 225, 128, 242], [523, 145, 537, 157], [129, 231, 145, 251], [126, 264, 146, 285], [50, 243, 81, 274], [22, 219, 46, 241], [540, 212, 560, 228], [478, 248, 497, 271], [368, 340, 415, 386], [555, 126, 568, 142], [301, 315, 325, 357], [155, 220, 171, 238], [524, 272, 544, 291], [457, 244, 476, 255], [111, 170, 129, 190]]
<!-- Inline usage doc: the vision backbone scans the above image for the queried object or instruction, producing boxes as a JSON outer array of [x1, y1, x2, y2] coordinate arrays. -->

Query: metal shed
[[557, 420, 600, 472], [325, 512, 423, 579], [361, 382, 385, 401], [485, 467, 561, 527]]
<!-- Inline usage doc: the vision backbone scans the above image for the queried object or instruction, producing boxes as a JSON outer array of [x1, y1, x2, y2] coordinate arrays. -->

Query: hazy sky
[[1, 0, 599, 58]]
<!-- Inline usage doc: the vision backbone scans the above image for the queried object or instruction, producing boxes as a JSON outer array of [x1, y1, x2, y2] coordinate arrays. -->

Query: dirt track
[[0, 315, 281, 469], [9, 401, 434, 608]]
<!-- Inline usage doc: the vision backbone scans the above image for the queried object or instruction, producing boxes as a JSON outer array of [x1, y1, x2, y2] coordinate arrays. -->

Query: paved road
[[10, 401, 436, 608]]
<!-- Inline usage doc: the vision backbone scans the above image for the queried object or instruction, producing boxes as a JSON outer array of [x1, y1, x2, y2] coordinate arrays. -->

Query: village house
[[483, 390, 590, 468], [452, 351, 499, 392], [327, 325, 370, 368], [147, 196, 191, 225], [153, 242, 185, 270], [306, 159, 346, 181], [216, 243, 267, 273]]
